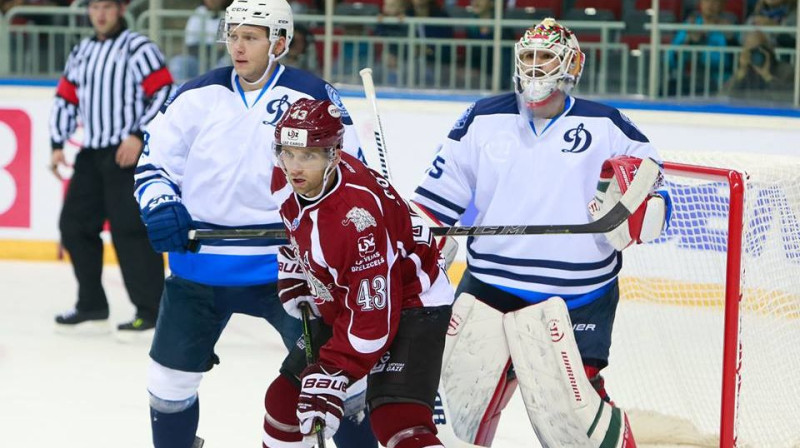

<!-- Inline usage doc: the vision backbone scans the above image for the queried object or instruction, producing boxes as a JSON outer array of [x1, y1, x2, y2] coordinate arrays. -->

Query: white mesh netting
[[604, 151, 800, 448]]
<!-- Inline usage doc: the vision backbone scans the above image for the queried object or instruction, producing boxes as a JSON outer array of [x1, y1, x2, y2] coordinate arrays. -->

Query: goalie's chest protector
[[450, 95, 657, 296]]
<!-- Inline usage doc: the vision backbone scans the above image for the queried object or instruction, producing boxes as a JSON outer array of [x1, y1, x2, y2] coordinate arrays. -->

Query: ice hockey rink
[[1, 259, 551, 448]]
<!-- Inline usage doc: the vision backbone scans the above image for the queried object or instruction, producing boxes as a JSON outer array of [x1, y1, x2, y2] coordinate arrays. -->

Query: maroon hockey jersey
[[272, 153, 454, 379]]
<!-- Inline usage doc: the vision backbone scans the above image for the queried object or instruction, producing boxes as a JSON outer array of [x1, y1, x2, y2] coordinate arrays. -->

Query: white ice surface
[[1, 260, 699, 448], [0, 261, 548, 448]]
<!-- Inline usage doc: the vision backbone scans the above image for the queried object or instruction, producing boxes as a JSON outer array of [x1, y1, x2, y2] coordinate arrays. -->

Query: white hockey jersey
[[134, 65, 364, 286], [413, 93, 660, 308]]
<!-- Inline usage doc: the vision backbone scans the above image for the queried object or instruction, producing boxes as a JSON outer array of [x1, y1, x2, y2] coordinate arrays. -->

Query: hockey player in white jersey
[[133, 0, 377, 446], [412, 18, 669, 447]]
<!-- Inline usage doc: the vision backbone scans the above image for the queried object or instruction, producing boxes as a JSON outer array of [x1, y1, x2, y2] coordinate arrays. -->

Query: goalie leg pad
[[438, 293, 514, 446], [504, 297, 633, 448]]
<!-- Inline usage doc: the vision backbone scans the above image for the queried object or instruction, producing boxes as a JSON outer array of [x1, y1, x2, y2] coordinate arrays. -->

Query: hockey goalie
[[427, 155, 668, 448]]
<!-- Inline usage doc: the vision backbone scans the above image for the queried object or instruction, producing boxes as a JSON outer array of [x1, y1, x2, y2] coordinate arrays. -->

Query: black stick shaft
[[187, 199, 631, 241], [299, 303, 326, 448]]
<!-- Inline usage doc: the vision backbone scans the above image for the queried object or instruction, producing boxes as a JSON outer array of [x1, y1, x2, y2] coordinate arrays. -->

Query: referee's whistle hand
[[116, 135, 143, 168]]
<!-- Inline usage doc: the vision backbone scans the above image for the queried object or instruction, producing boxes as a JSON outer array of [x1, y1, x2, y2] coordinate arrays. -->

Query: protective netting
[[605, 151, 800, 448]]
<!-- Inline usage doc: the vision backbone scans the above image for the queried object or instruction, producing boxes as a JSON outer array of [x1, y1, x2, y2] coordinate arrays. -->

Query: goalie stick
[[359, 67, 392, 181], [187, 157, 659, 242]]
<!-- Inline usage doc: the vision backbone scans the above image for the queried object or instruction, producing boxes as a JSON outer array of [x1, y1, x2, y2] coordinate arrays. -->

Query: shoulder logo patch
[[342, 207, 377, 232], [325, 84, 350, 118], [452, 102, 475, 130]]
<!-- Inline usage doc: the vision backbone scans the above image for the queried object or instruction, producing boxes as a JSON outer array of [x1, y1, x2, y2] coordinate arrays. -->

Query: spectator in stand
[[726, 30, 794, 101], [746, 0, 796, 48], [465, 0, 513, 89], [406, 0, 454, 86], [667, 0, 737, 95], [169, 0, 232, 81], [283, 24, 319, 75], [375, 0, 408, 85]]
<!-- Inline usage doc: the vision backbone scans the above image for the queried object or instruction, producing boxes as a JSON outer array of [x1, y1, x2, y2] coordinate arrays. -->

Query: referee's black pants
[[59, 148, 164, 321]]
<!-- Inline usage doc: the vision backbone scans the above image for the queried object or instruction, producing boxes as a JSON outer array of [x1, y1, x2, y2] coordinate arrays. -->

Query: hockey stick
[[188, 157, 658, 241], [359, 67, 392, 180], [299, 302, 327, 448]]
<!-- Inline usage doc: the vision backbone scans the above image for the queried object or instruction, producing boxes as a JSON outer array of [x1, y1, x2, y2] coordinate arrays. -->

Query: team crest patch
[[452, 102, 475, 130], [302, 252, 334, 303], [342, 207, 377, 232], [325, 84, 350, 118]]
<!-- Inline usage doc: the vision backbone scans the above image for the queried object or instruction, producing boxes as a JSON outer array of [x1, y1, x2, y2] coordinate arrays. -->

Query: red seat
[[511, 0, 561, 18], [723, 0, 745, 22], [310, 26, 345, 69], [634, 0, 682, 20], [621, 34, 672, 50], [573, 0, 621, 20], [342, 0, 384, 6]]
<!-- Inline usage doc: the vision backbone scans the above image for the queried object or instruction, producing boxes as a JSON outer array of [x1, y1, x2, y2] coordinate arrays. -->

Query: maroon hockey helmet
[[274, 98, 344, 152]]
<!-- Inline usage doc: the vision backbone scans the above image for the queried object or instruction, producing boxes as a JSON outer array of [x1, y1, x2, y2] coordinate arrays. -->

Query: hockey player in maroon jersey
[[261, 98, 455, 448]]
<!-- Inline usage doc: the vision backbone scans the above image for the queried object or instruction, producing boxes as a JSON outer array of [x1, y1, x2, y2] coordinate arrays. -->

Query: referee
[[49, 0, 174, 338]]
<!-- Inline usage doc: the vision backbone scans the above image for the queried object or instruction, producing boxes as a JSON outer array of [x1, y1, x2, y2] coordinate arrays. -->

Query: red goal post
[[606, 152, 800, 448]]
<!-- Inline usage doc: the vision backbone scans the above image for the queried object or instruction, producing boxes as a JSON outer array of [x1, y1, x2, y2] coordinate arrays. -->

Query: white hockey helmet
[[514, 18, 584, 109], [219, 0, 294, 60]]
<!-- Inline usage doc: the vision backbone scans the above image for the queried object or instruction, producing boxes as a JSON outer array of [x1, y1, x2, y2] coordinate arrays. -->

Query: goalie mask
[[514, 18, 584, 112], [274, 99, 344, 201], [218, 0, 294, 84]]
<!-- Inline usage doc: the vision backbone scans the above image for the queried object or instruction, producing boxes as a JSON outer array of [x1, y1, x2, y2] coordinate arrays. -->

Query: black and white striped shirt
[[50, 27, 174, 150]]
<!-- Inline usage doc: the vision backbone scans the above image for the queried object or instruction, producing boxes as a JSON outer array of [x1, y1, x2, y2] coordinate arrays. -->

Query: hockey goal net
[[605, 151, 800, 448]]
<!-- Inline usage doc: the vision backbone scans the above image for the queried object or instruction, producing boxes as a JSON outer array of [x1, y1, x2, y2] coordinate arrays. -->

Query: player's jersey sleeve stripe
[[469, 262, 622, 287], [414, 186, 465, 215], [169, 252, 279, 286], [468, 242, 618, 269]]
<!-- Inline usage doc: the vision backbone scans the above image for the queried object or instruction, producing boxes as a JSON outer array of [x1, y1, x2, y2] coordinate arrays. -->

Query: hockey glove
[[278, 246, 320, 319], [591, 156, 669, 251], [409, 201, 458, 270], [297, 363, 349, 442], [141, 194, 192, 253]]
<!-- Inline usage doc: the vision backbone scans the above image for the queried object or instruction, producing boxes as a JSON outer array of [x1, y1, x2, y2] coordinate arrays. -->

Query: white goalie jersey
[[413, 93, 661, 306]]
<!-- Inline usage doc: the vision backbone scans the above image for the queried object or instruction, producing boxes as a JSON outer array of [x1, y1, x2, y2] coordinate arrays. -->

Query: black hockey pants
[[59, 148, 164, 321]]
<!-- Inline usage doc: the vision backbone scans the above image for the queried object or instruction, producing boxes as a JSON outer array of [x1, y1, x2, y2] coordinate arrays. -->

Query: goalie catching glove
[[591, 155, 670, 251], [277, 245, 320, 319]]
